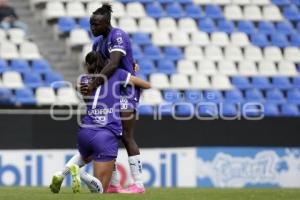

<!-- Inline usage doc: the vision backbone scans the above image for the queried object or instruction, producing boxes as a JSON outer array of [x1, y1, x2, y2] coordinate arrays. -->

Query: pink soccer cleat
[[125, 184, 145, 194], [106, 185, 131, 194]]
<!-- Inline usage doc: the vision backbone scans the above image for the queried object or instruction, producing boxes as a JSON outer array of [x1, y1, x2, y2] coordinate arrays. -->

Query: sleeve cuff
[[109, 48, 126, 55]]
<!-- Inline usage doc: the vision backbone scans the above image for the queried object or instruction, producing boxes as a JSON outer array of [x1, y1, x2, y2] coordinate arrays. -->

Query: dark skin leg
[[120, 110, 140, 156]]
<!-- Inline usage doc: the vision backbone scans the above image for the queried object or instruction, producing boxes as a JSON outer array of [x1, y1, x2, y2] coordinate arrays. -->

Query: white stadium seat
[[224, 5, 244, 20], [0, 29, 6, 41], [152, 31, 171, 46], [284, 47, 300, 62], [111, 2, 126, 18], [232, 0, 251, 5], [212, 0, 231, 5], [158, 18, 178, 33], [263, 5, 283, 21], [20, 42, 41, 60], [251, 0, 270, 5], [230, 32, 250, 47], [177, 60, 197, 75], [66, 29, 91, 49], [211, 75, 232, 90], [211, 32, 229, 46], [224, 46, 244, 62], [198, 60, 217, 75], [126, 2, 146, 18], [66, 2, 86, 18], [138, 17, 158, 33], [0, 41, 19, 60], [171, 32, 190, 47], [193, 0, 211, 5], [140, 89, 163, 105], [278, 61, 298, 76], [170, 74, 190, 89], [43, 2, 66, 21], [184, 46, 204, 61], [36, 87, 57, 105], [244, 5, 263, 21], [238, 61, 258, 76], [178, 18, 198, 33], [119, 18, 138, 33], [191, 32, 210, 46], [264, 47, 283, 62], [205, 46, 223, 61], [190, 74, 212, 89], [150, 73, 170, 89], [7, 28, 25, 44], [244, 46, 263, 61], [57, 87, 79, 105], [218, 61, 238, 75], [258, 61, 278, 76], [2, 71, 24, 89], [86, 2, 99, 16]]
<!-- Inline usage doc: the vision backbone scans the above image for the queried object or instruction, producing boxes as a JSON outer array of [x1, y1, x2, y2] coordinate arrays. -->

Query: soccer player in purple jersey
[[80, 4, 146, 193]]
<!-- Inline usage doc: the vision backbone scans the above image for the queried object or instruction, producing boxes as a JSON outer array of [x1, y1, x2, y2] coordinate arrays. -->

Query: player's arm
[[129, 76, 151, 89]]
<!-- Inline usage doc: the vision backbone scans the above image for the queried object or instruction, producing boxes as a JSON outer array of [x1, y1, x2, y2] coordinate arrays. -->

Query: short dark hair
[[93, 3, 113, 22], [85, 51, 105, 73]]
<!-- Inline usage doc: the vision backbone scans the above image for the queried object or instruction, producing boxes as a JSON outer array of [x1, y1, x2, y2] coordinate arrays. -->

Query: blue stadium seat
[[0, 88, 13, 105], [144, 45, 163, 60], [225, 90, 244, 103], [157, 60, 176, 74], [176, 0, 193, 4], [281, 104, 300, 117], [132, 33, 151, 45], [58, 17, 76, 33], [185, 4, 204, 19], [138, 104, 154, 116], [245, 89, 264, 102], [146, 3, 165, 18], [157, 0, 173, 3], [163, 90, 181, 102], [132, 45, 143, 60], [287, 89, 300, 104], [266, 89, 285, 104], [283, 5, 300, 21], [0, 59, 9, 73], [137, 0, 154, 3], [45, 72, 65, 88], [158, 103, 173, 116], [164, 46, 183, 61], [166, 3, 185, 19], [272, 77, 291, 89], [119, 0, 135, 3], [251, 33, 269, 47], [198, 18, 216, 33], [271, 33, 289, 47], [290, 33, 300, 47], [231, 76, 251, 89], [79, 17, 90, 32], [243, 104, 263, 117], [205, 5, 223, 19], [185, 90, 203, 104], [272, 0, 291, 6], [276, 21, 295, 35], [15, 88, 36, 105], [23, 72, 43, 89], [221, 103, 238, 117], [203, 90, 223, 103], [258, 21, 275, 35], [252, 77, 272, 89], [138, 59, 156, 75], [292, 77, 300, 88], [176, 103, 195, 116], [264, 103, 280, 116], [217, 19, 235, 33], [32, 59, 51, 74], [137, 74, 148, 81], [237, 21, 256, 34], [198, 104, 218, 117], [11, 59, 31, 73]]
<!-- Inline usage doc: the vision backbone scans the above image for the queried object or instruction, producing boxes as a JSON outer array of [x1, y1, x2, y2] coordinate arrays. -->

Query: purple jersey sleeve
[[109, 30, 128, 56]]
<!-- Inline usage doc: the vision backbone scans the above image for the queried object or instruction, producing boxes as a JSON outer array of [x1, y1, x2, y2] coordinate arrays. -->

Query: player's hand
[[134, 63, 140, 72], [80, 84, 93, 96]]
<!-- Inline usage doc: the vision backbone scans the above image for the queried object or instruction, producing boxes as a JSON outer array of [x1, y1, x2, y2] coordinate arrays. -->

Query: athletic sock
[[128, 155, 144, 188], [61, 153, 86, 177], [110, 163, 120, 186], [80, 170, 103, 193]]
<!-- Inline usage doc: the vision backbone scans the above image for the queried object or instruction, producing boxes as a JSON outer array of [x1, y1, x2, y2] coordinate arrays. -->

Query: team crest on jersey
[[116, 37, 123, 44]]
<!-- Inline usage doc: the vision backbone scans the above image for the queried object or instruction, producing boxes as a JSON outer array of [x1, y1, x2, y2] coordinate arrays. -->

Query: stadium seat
[[158, 18, 178, 33], [141, 89, 163, 105], [238, 60, 258, 76], [158, 103, 173, 116], [119, 18, 138, 33], [138, 59, 156, 75], [32, 59, 51, 74], [237, 21, 256, 34], [284, 47, 300, 62], [244, 5, 263, 21], [203, 90, 223, 103], [79, 17, 90, 32], [205, 5, 223, 19], [164, 47, 183, 61], [232, 76, 252, 89], [230, 32, 250, 47], [245, 89, 264, 102], [263, 5, 283, 21], [272, 0, 290, 6], [272, 77, 291, 89], [15, 88, 36, 105], [176, 103, 195, 116], [252, 0, 271, 6], [0, 87, 13, 105], [211, 32, 229, 46], [257, 60, 278, 76], [278, 61, 298, 76], [138, 104, 154, 116], [217, 19, 235, 33], [45, 72, 65, 88], [290, 34, 300, 47], [178, 18, 198, 33], [224, 5, 243, 21], [185, 4, 204, 19], [232, 0, 251, 5], [276, 21, 295, 35], [0, 29, 6, 41], [266, 89, 285, 104], [185, 90, 203, 104], [287, 89, 300, 104], [132, 45, 143, 60], [221, 103, 238, 117], [36, 87, 56, 105], [152, 31, 171, 46], [190, 32, 210, 46], [157, 60, 177, 75], [225, 90, 244, 103], [23, 72, 43, 89], [7, 28, 26, 44], [245, 46, 263, 61], [19, 42, 41, 60], [146, 3, 165, 19], [271, 33, 289, 47], [197, 103, 219, 117], [150, 73, 170, 89], [111, 2, 126, 18], [126, 2, 146, 18], [177, 60, 197, 75], [144, 45, 163, 60], [66, 2, 86, 19], [138, 17, 158, 33], [251, 33, 269, 47], [190, 74, 211, 89], [198, 18, 216, 33], [66, 29, 91, 49], [170, 74, 190, 89], [218, 61, 238, 75], [211, 75, 232, 90], [258, 21, 275, 35], [252, 77, 272, 89], [198, 60, 217, 75], [205, 46, 223, 61], [292, 77, 300, 88], [57, 87, 79, 105], [281, 104, 299, 117], [193, 0, 211, 4], [132, 33, 152, 45], [185, 46, 204, 61], [163, 90, 182, 103], [0, 42, 19, 60], [57, 17, 76, 33], [171, 32, 190, 47], [166, 3, 185, 19], [86, 2, 99, 16], [224, 46, 243, 62], [263, 103, 280, 116], [11, 59, 31, 73], [43, 2, 66, 21], [264, 47, 283, 62], [2, 71, 24, 89], [283, 5, 300, 21]]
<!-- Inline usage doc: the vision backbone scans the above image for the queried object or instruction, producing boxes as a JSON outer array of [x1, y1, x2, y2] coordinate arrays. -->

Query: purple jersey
[[80, 69, 131, 136]]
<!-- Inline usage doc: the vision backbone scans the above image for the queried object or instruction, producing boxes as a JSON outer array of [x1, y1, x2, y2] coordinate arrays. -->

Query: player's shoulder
[[111, 27, 129, 38]]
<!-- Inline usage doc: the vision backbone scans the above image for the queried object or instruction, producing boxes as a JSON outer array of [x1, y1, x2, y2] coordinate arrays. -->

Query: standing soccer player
[[80, 4, 145, 193]]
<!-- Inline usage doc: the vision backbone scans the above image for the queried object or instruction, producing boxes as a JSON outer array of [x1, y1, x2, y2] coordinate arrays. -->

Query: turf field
[[0, 187, 300, 200]]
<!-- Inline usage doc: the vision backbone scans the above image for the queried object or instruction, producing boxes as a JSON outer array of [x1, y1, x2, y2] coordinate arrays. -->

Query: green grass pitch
[[0, 187, 300, 200]]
